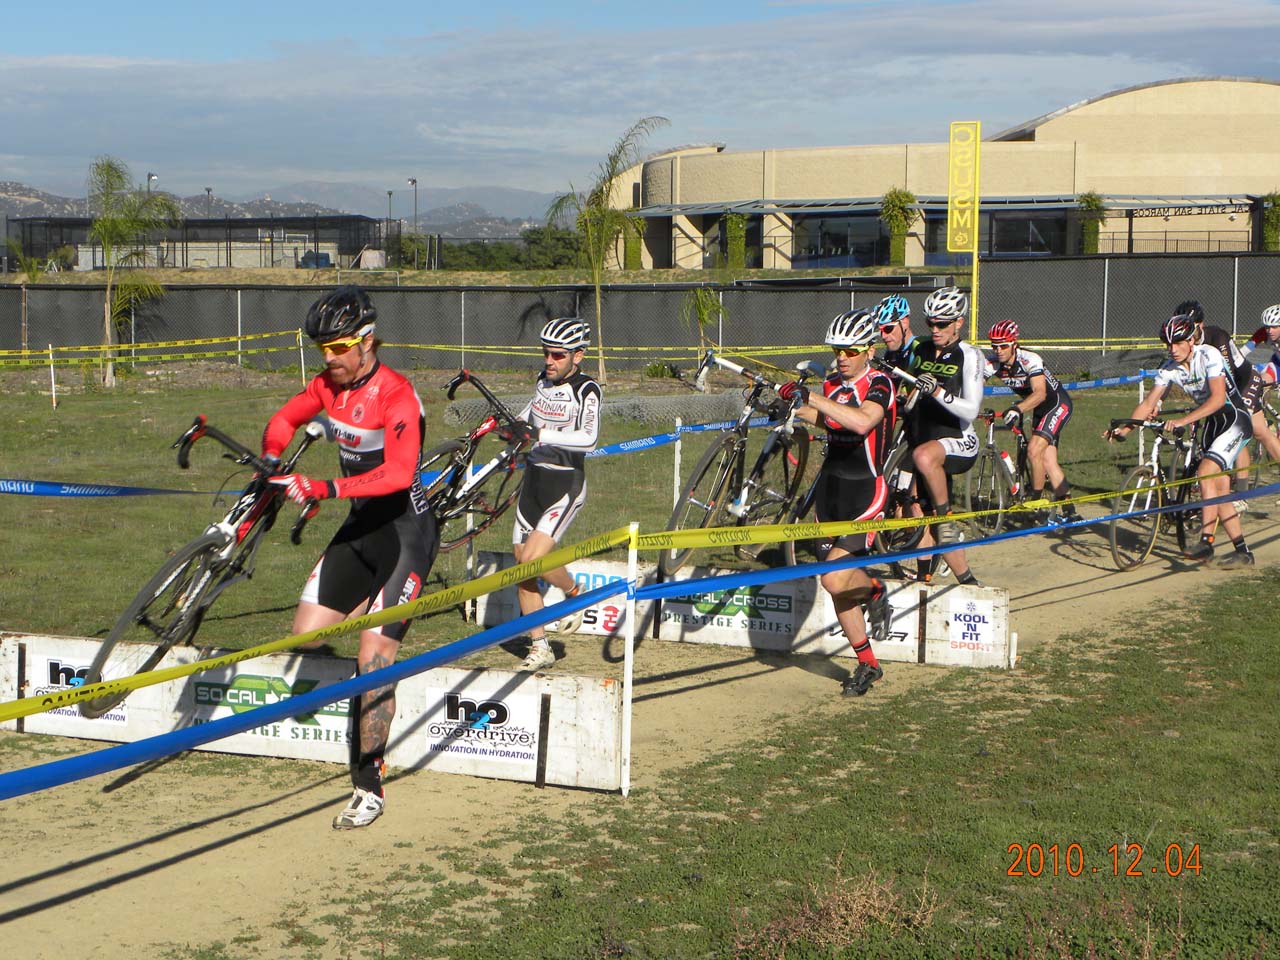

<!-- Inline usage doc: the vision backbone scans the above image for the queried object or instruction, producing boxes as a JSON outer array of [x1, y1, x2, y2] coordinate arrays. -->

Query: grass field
[[4, 365, 1275, 958]]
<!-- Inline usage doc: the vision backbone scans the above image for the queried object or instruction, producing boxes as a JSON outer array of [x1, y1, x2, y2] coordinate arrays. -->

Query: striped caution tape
[[0, 344, 293, 368], [0, 525, 631, 723], [0, 330, 293, 358]]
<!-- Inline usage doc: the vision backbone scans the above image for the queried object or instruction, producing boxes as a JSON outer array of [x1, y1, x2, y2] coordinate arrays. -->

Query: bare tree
[[87, 156, 179, 386], [547, 116, 668, 383]]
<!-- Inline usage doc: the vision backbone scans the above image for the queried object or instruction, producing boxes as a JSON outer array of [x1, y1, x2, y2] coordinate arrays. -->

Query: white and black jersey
[[906, 340, 985, 445], [519, 370, 602, 472]]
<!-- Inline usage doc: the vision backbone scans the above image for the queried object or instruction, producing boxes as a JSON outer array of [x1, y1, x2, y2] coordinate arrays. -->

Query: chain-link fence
[[3, 255, 1278, 379]]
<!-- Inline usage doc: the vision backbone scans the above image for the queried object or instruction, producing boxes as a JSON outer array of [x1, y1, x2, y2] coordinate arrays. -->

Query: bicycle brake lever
[[290, 499, 320, 545]]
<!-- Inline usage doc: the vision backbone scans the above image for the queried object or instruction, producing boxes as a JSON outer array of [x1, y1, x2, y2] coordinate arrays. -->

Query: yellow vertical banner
[[947, 120, 981, 339]]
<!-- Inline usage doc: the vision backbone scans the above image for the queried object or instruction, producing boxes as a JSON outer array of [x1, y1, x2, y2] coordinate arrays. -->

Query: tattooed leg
[[352, 636, 399, 793]]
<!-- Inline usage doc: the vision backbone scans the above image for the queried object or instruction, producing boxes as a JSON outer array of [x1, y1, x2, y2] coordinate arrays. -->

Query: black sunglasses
[[925, 318, 957, 330]]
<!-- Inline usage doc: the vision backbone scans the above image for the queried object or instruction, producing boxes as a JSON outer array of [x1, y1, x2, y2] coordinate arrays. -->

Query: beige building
[[616, 77, 1280, 270]]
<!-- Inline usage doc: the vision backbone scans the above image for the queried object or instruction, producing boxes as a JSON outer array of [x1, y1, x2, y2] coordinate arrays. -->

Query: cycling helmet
[[305, 285, 376, 342], [1173, 299, 1205, 325], [988, 319, 1020, 345], [825, 308, 879, 349], [874, 294, 910, 326], [1261, 304, 1280, 328], [923, 286, 969, 321], [540, 317, 591, 350], [1161, 315, 1197, 345]]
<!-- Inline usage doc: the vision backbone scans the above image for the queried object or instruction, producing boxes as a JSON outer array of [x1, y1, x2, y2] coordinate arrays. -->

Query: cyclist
[[903, 286, 984, 585], [875, 294, 923, 391], [263, 285, 438, 830], [777, 308, 895, 697], [1250, 304, 1280, 385], [510, 318, 602, 672], [1177, 299, 1260, 505], [984, 319, 1083, 527], [1107, 314, 1253, 567]]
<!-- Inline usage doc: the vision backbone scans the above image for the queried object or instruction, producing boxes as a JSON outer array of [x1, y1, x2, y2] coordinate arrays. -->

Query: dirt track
[[4, 505, 1279, 959]]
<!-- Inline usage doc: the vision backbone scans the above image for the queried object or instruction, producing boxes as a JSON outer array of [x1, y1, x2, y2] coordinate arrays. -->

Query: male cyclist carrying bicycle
[[778, 309, 894, 697], [263, 285, 438, 830], [1107, 314, 1253, 567], [984, 319, 1083, 527], [509, 318, 602, 672], [875, 294, 923, 391], [903, 286, 983, 585]]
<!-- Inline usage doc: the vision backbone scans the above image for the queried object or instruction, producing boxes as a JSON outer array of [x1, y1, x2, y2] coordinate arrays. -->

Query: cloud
[[1, 1, 1275, 196]]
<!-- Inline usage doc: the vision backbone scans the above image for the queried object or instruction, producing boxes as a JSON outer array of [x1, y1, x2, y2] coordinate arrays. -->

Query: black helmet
[[1173, 299, 1205, 325], [305, 285, 377, 342]]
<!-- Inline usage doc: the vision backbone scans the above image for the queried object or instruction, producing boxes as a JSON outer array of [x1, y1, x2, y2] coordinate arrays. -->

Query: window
[[791, 215, 887, 268]]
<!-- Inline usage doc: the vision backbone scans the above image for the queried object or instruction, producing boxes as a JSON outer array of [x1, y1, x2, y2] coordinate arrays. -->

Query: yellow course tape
[[0, 345, 290, 368], [0, 525, 631, 723], [0, 330, 293, 358]]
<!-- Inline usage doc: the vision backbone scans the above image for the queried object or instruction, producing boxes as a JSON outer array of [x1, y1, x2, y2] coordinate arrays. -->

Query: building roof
[[988, 76, 1280, 142]]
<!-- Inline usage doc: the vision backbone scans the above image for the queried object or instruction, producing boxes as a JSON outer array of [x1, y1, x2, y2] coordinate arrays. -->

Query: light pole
[[205, 187, 212, 217], [386, 190, 393, 265], [407, 177, 418, 269], [146, 172, 157, 193]]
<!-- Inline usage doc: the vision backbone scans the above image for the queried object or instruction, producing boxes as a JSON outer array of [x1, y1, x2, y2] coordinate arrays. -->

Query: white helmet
[[539, 317, 591, 350], [923, 286, 969, 321], [1262, 304, 1280, 328], [825, 308, 878, 349]]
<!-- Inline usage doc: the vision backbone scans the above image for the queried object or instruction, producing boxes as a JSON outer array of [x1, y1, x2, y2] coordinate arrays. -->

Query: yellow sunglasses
[[316, 334, 365, 355], [832, 345, 870, 357]]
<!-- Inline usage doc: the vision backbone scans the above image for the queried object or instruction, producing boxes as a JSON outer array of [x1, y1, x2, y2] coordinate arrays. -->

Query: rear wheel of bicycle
[[422, 440, 523, 552], [965, 449, 1009, 538], [781, 482, 819, 567], [875, 442, 926, 554], [659, 433, 740, 577], [79, 532, 228, 719], [1109, 465, 1161, 571], [734, 427, 810, 562], [1246, 430, 1280, 499]]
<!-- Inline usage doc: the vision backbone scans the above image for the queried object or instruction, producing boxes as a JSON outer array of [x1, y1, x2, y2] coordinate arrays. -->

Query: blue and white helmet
[[1261, 304, 1280, 328], [874, 294, 910, 326], [923, 286, 969, 321], [540, 317, 591, 350], [825, 309, 879, 349]]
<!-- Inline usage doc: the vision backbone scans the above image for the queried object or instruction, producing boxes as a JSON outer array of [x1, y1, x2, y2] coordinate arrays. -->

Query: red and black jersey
[[819, 366, 896, 479], [262, 360, 429, 523]]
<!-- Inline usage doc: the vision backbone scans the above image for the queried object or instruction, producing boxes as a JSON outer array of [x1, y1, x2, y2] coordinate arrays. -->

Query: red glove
[[270, 474, 335, 504], [777, 381, 810, 404]]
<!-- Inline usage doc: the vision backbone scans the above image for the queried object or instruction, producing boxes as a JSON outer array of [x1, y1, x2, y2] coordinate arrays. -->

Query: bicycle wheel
[[422, 440, 523, 552], [79, 532, 228, 719], [781, 481, 818, 566], [735, 427, 810, 562], [658, 433, 740, 577], [1173, 469, 1204, 554], [1109, 465, 1161, 571], [875, 442, 926, 556], [965, 449, 1009, 538]]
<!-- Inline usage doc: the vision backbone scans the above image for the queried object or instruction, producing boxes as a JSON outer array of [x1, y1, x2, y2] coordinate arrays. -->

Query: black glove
[[777, 381, 810, 405], [914, 373, 939, 397], [498, 419, 539, 444], [1002, 407, 1022, 427], [766, 399, 789, 422]]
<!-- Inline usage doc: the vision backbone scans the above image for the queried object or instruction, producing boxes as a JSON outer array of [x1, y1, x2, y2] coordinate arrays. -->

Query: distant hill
[[244, 180, 557, 224], [0, 180, 341, 221]]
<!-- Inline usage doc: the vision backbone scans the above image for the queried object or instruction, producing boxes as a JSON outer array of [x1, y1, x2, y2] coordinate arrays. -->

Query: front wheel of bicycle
[[79, 532, 229, 719], [734, 427, 810, 562], [965, 449, 1010, 538], [659, 433, 740, 577], [422, 439, 523, 552], [1109, 465, 1161, 571], [875, 443, 926, 557]]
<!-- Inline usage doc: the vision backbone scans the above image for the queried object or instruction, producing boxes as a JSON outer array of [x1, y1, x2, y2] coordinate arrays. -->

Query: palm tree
[[87, 156, 180, 386], [547, 116, 668, 383]]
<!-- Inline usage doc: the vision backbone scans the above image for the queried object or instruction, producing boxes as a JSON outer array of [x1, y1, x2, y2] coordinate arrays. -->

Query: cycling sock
[[1231, 536, 1250, 554], [1200, 532, 1215, 548], [955, 570, 980, 586], [353, 754, 385, 795], [1030, 487, 1044, 501], [850, 638, 878, 667]]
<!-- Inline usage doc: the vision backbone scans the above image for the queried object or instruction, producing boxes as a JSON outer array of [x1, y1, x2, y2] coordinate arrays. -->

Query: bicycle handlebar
[[444, 369, 524, 427], [1108, 417, 1186, 439]]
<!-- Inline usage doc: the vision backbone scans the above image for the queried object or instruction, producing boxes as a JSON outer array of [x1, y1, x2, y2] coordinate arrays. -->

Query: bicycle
[[420, 369, 533, 552], [1246, 381, 1280, 494], [79, 415, 327, 719], [658, 351, 822, 576], [965, 408, 1034, 537], [1106, 416, 1203, 571]]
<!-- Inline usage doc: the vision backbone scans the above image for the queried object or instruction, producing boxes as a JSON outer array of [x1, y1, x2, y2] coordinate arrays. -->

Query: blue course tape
[[0, 582, 623, 802], [0, 479, 192, 497], [984, 372, 1149, 397]]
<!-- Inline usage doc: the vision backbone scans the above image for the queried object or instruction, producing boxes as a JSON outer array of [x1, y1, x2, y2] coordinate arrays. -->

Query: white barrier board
[[3, 634, 623, 791], [472, 554, 1012, 669]]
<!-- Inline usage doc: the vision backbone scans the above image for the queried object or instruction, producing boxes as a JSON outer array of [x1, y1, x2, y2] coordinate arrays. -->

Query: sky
[[2, 0, 1277, 206]]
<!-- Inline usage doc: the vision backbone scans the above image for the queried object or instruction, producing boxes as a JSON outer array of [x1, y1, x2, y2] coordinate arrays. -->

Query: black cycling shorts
[[513, 465, 586, 544], [814, 472, 887, 559]]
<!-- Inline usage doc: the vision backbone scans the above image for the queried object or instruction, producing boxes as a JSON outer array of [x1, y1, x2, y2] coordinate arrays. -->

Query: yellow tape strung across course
[[0, 330, 294, 359], [0, 525, 631, 723], [0, 345, 292, 369]]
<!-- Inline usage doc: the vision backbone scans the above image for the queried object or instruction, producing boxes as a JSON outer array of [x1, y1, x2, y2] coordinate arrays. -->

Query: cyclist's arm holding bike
[[1007, 371, 1048, 421], [1165, 374, 1228, 432], [916, 344, 984, 421], [796, 386, 887, 435], [528, 382, 602, 455]]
